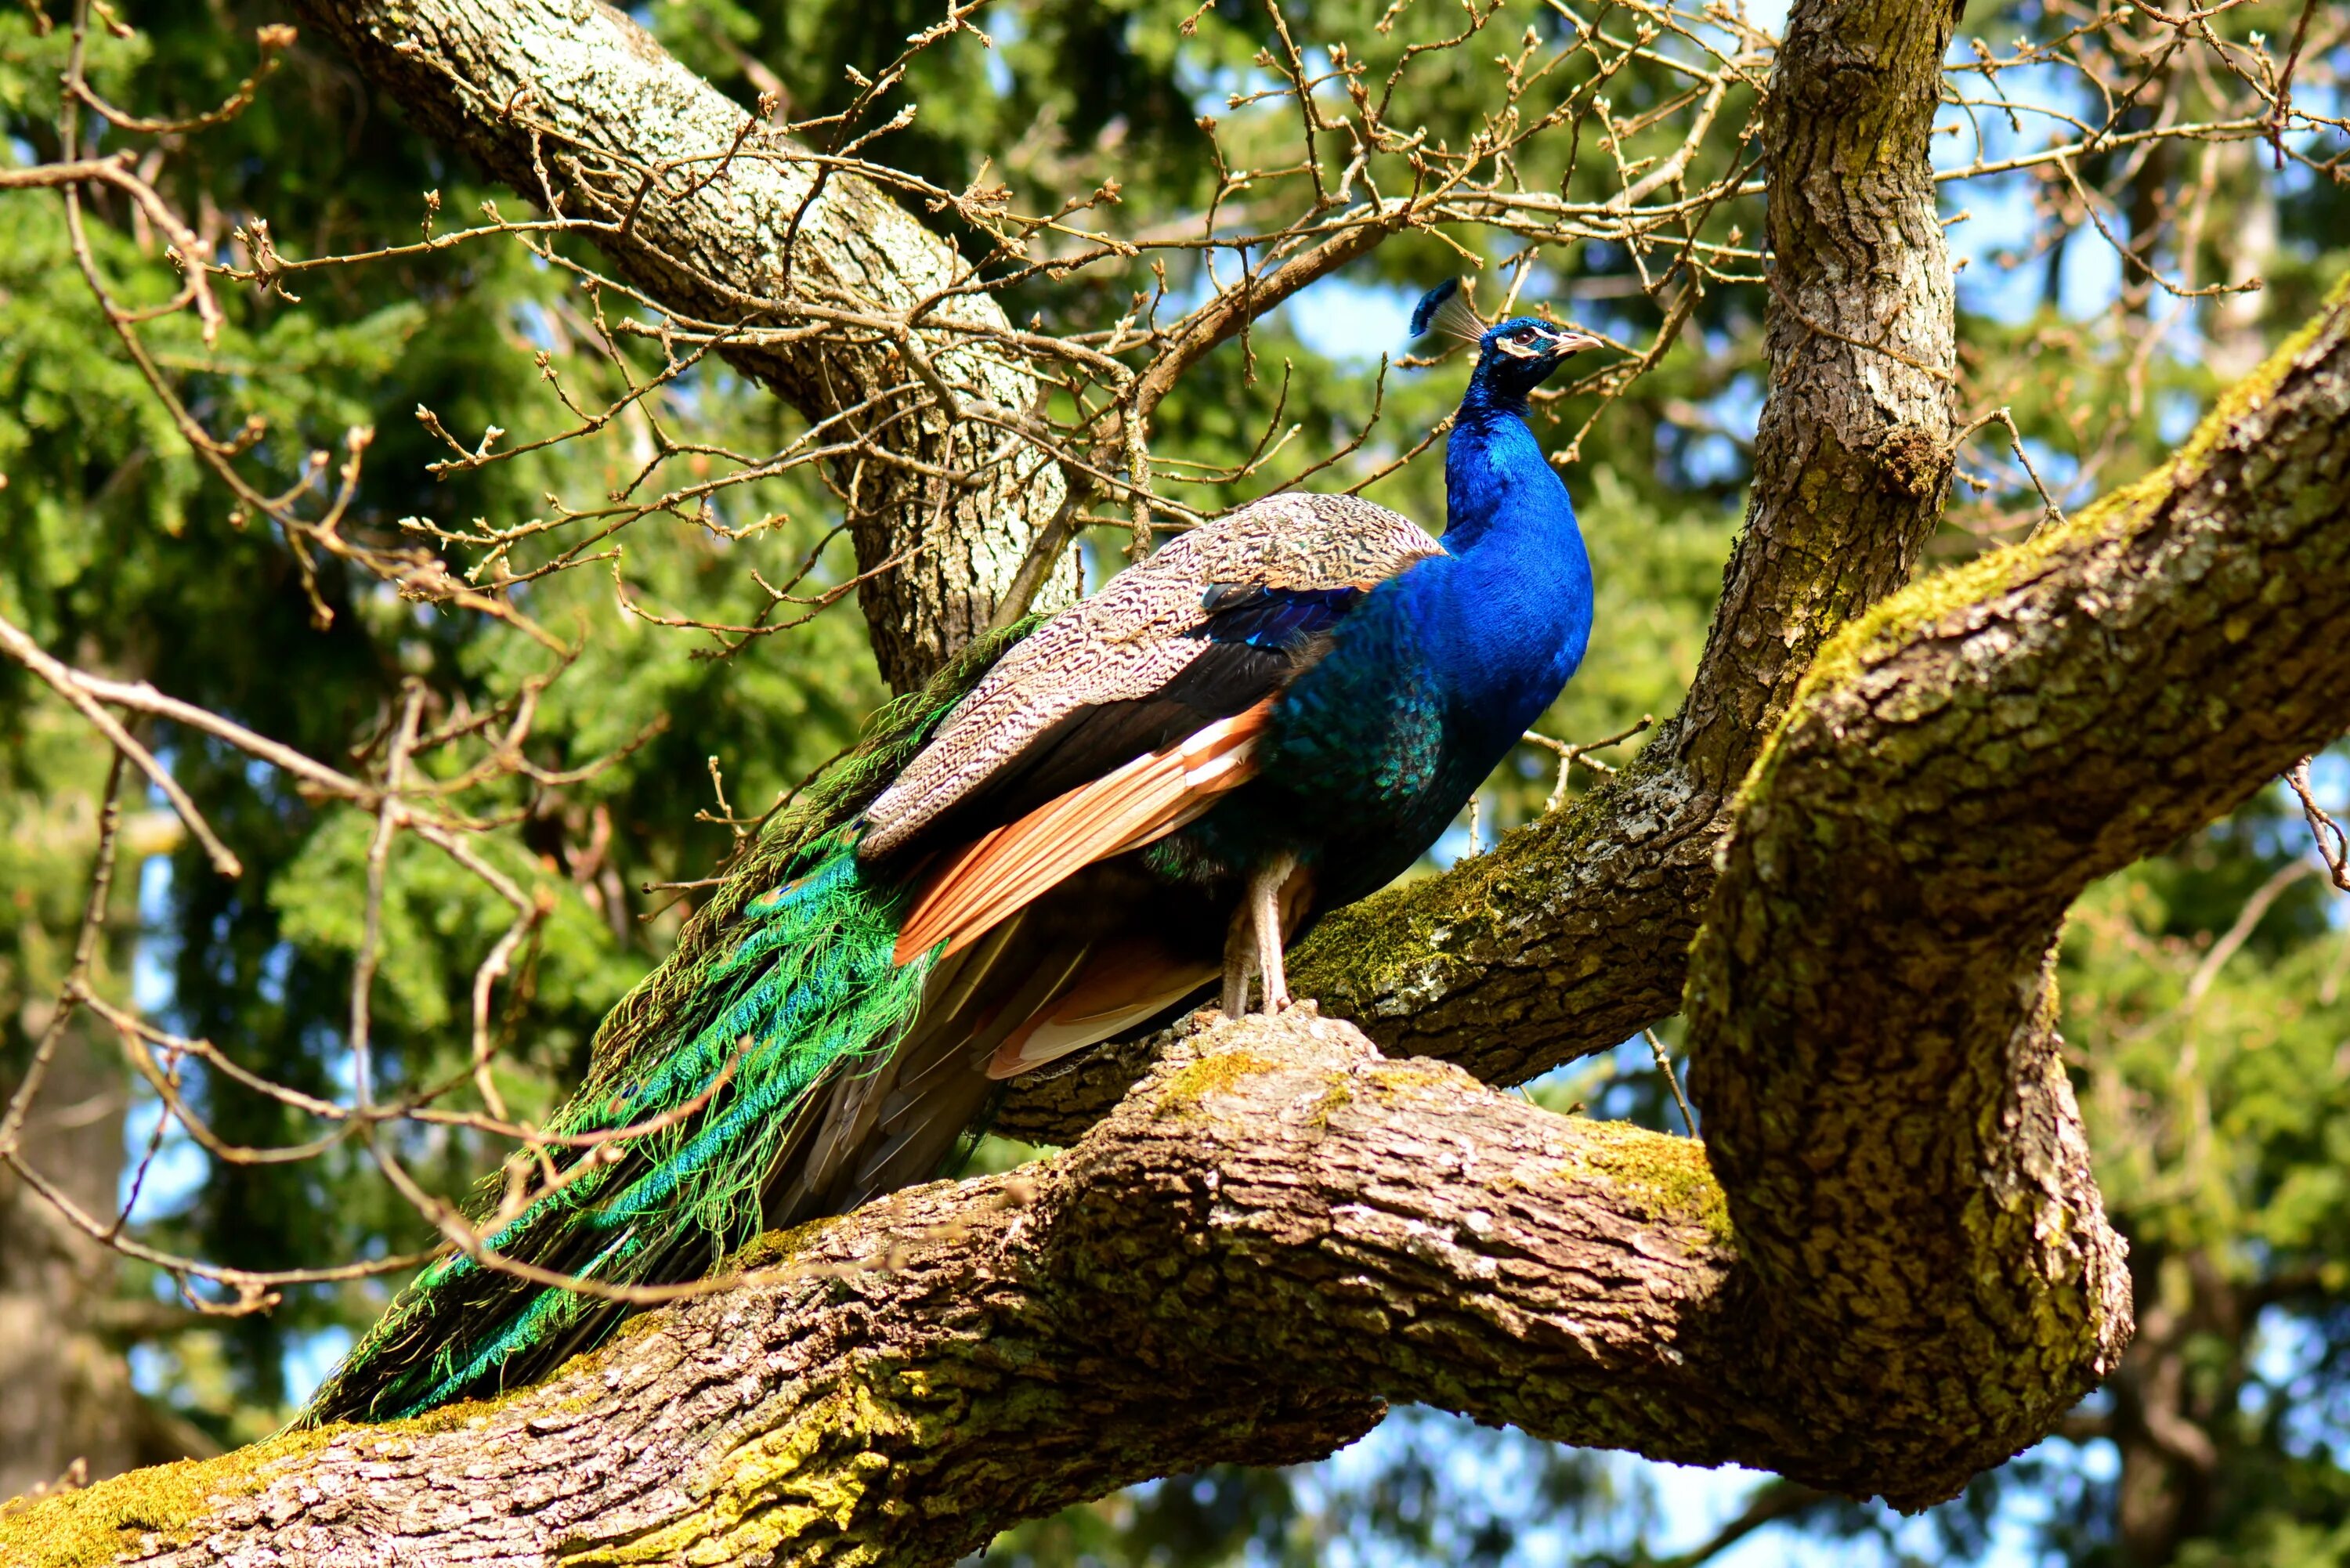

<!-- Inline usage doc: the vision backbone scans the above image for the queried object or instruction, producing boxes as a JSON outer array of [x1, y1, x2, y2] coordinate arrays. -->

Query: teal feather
[[356, 829, 927, 1418], [298, 621, 1035, 1427]]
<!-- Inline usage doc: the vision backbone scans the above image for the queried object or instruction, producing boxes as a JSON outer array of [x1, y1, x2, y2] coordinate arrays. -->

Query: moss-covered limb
[[14, 988, 2135, 1563], [7, 1094, 1377, 1568], [1683, 277, 2350, 1508], [284, 0, 1072, 691]]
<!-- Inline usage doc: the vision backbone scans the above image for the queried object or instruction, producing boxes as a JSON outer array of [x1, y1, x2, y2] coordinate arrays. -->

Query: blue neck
[[1443, 397, 1573, 553], [1383, 392, 1590, 770]]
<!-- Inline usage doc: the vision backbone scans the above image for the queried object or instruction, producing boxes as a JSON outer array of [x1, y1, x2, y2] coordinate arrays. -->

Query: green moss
[[0, 1426, 343, 1568], [1309, 1071, 1354, 1127], [1155, 1051, 1279, 1118], [1561, 1122, 1735, 1247], [573, 1375, 920, 1566], [1365, 1063, 1458, 1097], [722, 1213, 848, 1275], [1289, 784, 1614, 1006]]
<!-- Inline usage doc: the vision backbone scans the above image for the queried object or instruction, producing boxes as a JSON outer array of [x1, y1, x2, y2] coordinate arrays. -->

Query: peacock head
[[1409, 279, 1603, 406]]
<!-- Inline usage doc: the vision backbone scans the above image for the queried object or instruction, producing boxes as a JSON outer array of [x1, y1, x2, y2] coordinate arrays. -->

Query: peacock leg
[[1249, 851, 1299, 1013], [1221, 904, 1259, 1017]]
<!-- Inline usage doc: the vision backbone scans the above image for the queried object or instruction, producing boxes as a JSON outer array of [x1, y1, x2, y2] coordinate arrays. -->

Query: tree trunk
[[1, 783, 217, 1501], [2, 1032, 219, 1498], [0, 1035, 142, 1501], [2106, 1246, 2233, 1566]]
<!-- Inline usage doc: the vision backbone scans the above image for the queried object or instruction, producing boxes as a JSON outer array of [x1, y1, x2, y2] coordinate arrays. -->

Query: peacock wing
[[857, 492, 1441, 862]]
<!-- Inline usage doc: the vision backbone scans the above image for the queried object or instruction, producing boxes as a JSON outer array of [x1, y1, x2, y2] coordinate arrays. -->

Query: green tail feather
[[299, 620, 1036, 1426]]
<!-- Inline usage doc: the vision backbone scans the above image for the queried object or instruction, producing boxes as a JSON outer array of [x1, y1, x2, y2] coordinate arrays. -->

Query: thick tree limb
[[1685, 279, 2350, 1473], [286, 0, 1074, 689], [0, 1004, 2057, 1566], [16, 282, 2348, 1564]]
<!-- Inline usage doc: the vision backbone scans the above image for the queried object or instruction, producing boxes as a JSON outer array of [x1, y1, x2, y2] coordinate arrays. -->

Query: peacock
[[300, 281, 1602, 1425]]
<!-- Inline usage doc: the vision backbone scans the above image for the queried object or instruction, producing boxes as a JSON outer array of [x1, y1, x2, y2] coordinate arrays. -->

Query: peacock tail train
[[298, 620, 1036, 1427]]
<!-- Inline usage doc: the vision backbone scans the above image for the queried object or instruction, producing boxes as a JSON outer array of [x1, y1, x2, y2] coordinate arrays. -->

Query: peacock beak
[[1536, 325, 1604, 359]]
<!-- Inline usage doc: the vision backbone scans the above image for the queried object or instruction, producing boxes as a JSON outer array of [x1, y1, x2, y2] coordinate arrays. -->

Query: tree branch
[[1686, 273, 2350, 1481], [285, 0, 1073, 690], [0, 999, 2056, 1565]]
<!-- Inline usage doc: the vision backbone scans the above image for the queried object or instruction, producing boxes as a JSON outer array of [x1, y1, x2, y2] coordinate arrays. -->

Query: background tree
[[0, 0, 2343, 1563]]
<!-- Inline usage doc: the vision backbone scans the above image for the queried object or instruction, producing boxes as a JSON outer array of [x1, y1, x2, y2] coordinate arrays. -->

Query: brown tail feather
[[987, 937, 1220, 1079]]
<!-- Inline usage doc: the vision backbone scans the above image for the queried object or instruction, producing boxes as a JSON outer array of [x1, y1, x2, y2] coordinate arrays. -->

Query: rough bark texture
[[13, 281, 2348, 1564], [284, 0, 1073, 690], [0, 1006, 2054, 1566], [1685, 283, 2350, 1477]]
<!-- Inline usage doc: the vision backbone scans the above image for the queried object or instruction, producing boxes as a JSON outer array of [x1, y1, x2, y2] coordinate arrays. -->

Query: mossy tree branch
[[0, 999, 2064, 1566], [1685, 279, 2350, 1483]]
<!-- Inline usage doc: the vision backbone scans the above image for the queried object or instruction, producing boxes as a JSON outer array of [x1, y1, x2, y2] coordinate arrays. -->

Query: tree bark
[[0, 1006, 2065, 1566], [284, 0, 1076, 691], [13, 276, 2348, 1567], [1683, 284, 2350, 1485], [2105, 1247, 2236, 1566]]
